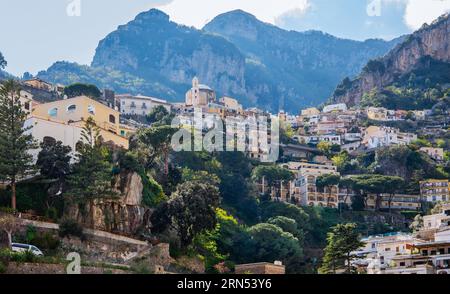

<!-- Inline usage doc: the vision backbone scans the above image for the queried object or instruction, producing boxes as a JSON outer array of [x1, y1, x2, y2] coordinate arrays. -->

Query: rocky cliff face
[[204, 10, 402, 110], [92, 9, 247, 99], [70, 172, 148, 236], [332, 13, 450, 106], [38, 8, 400, 111]]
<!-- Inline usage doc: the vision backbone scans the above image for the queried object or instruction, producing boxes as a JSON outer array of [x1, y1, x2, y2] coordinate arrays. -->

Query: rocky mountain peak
[[332, 13, 450, 107], [134, 8, 170, 24]]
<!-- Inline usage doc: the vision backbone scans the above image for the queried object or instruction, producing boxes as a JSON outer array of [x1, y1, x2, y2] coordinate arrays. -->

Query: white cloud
[[158, 0, 450, 32], [157, 0, 309, 28], [404, 0, 450, 29]]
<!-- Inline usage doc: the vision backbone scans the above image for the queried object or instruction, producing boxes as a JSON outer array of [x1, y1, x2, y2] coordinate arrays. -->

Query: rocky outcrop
[[332, 13, 450, 106], [69, 172, 149, 236], [94, 172, 146, 235]]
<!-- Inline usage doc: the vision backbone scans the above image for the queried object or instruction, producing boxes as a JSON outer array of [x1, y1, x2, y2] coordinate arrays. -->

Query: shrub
[[59, 219, 85, 240], [45, 208, 59, 222], [10, 250, 36, 263], [0, 261, 6, 273], [25, 225, 37, 244], [33, 232, 60, 251]]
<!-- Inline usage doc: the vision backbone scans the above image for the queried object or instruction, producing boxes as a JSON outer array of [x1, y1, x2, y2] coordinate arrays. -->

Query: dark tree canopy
[[0, 80, 37, 209], [0, 52, 6, 69], [146, 105, 173, 125], [151, 180, 220, 248], [37, 140, 72, 180], [252, 165, 295, 187], [65, 118, 117, 227], [319, 223, 364, 274], [248, 223, 303, 270], [64, 83, 101, 99]]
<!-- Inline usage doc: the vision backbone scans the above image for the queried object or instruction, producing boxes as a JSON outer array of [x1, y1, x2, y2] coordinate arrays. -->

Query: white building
[[362, 126, 417, 149], [117, 94, 171, 116], [420, 147, 445, 161], [323, 103, 348, 113]]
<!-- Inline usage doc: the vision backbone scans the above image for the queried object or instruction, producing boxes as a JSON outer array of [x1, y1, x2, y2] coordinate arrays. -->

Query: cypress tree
[[0, 79, 37, 210]]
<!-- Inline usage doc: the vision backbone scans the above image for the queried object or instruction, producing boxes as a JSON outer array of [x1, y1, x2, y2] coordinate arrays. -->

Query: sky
[[0, 0, 449, 76]]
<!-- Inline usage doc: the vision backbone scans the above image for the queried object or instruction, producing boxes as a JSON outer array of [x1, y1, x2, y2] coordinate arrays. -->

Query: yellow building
[[23, 78, 53, 91], [219, 96, 243, 114], [365, 194, 422, 211], [301, 107, 320, 116], [31, 96, 128, 149]]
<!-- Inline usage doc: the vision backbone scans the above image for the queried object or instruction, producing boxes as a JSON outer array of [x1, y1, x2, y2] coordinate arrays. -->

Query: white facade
[[363, 126, 417, 149], [323, 103, 347, 113], [24, 116, 83, 161], [118, 94, 171, 116]]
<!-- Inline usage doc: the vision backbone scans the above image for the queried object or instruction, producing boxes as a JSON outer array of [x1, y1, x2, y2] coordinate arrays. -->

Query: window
[[67, 104, 77, 112], [87, 105, 95, 115], [24, 102, 30, 111], [399, 262, 405, 267], [48, 107, 58, 117], [109, 114, 116, 124]]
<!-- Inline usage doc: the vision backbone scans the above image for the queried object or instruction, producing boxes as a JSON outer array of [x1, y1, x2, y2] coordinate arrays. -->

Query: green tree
[[410, 214, 424, 232], [37, 140, 72, 181], [259, 201, 310, 232], [141, 174, 167, 207], [267, 216, 304, 242], [146, 105, 173, 126], [0, 213, 18, 249], [0, 52, 6, 70], [152, 180, 220, 248], [350, 174, 403, 211], [248, 223, 303, 272], [339, 177, 355, 209], [181, 168, 220, 186], [0, 80, 37, 210], [252, 165, 294, 199], [384, 176, 405, 212], [332, 152, 350, 172], [63, 83, 101, 99], [137, 125, 177, 175], [317, 141, 332, 157], [316, 174, 341, 206], [65, 117, 117, 227], [319, 223, 363, 274]]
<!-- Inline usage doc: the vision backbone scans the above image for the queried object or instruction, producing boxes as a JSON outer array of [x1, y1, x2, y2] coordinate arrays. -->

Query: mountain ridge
[[331, 13, 450, 108], [37, 8, 402, 111]]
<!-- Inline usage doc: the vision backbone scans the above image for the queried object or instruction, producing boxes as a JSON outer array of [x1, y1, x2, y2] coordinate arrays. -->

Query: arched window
[[43, 136, 56, 146], [67, 104, 77, 112], [48, 107, 58, 117], [87, 105, 95, 115], [109, 114, 116, 124]]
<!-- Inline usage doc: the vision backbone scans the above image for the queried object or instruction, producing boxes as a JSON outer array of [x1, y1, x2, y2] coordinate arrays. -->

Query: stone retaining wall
[[5, 262, 129, 274]]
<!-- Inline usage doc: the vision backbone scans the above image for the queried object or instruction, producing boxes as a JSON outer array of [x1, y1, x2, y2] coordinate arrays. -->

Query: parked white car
[[11, 243, 44, 256]]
